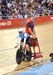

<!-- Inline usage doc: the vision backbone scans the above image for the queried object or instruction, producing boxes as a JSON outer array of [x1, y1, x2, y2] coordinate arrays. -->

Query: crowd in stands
[[0, 0, 53, 19]]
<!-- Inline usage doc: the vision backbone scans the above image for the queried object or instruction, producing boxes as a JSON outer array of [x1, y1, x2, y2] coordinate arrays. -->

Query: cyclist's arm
[[15, 34, 21, 48], [24, 37, 26, 45], [23, 33, 27, 45]]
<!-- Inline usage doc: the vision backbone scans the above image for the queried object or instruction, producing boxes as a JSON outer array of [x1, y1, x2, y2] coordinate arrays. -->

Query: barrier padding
[[0, 15, 53, 29]]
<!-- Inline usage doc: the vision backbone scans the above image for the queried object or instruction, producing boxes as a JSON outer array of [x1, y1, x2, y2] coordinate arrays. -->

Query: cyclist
[[15, 28, 32, 52]]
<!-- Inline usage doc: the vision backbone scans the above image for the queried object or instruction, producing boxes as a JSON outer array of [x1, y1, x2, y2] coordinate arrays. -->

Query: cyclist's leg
[[25, 37, 31, 51]]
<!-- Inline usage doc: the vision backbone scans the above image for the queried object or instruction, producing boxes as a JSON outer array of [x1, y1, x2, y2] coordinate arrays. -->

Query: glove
[[14, 45, 18, 48]]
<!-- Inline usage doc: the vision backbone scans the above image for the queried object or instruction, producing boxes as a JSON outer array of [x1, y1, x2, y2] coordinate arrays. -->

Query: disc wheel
[[26, 48, 32, 61]]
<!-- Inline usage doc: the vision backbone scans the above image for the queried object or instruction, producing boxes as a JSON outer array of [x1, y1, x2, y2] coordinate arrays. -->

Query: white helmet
[[18, 28, 24, 33]]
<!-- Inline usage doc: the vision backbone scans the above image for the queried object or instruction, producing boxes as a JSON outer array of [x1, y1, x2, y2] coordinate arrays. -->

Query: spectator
[[17, 11, 23, 19], [0, 0, 52, 19]]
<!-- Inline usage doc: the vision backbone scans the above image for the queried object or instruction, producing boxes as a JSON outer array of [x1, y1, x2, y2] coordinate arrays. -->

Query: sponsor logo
[[0, 21, 12, 26]]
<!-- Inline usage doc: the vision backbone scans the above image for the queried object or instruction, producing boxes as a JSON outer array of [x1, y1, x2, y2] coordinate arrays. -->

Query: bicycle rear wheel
[[26, 48, 32, 61]]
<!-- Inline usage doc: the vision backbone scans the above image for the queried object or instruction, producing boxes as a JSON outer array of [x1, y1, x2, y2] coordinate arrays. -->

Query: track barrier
[[0, 15, 53, 29]]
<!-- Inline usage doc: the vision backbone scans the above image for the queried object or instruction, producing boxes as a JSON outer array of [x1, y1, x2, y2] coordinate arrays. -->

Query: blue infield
[[16, 62, 53, 75]]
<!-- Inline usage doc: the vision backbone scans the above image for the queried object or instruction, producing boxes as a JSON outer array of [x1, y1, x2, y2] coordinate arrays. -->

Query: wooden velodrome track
[[0, 22, 53, 75]]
